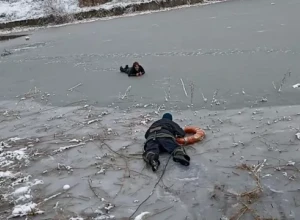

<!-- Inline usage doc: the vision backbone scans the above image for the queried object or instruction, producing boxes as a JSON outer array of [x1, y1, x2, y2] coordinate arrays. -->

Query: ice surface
[[0, 99, 300, 219]]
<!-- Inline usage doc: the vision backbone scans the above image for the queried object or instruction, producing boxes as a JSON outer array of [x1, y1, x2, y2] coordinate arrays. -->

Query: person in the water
[[120, 62, 145, 77]]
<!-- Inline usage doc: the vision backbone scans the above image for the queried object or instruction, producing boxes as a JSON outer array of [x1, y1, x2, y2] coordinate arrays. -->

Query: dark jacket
[[128, 65, 145, 77], [145, 118, 185, 139]]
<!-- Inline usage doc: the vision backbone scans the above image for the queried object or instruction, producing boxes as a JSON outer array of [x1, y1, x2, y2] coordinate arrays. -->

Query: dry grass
[[78, 0, 112, 7], [43, 0, 74, 24], [228, 161, 277, 220]]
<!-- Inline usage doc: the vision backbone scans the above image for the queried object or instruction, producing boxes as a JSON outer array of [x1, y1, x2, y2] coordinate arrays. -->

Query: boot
[[120, 66, 124, 72], [143, 151, 160, 172], [173, 147, 190, 166]]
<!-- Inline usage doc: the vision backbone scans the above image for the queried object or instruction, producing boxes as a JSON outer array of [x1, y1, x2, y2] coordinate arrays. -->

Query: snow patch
[[53, 142, 86, 153], [11, 175, 32, 187], [15, 194, 33, 204], [11, 202, 44, 217], [13, 186, 31, 197], [69, 139, 81, 143], [7, 137, 22, 143], [134, 212, 151, 220], [94, 215, 115, 220], [293, 83, 300, 88], [8, 179, 44, 216], [0, 141, 12, 150], [286, 161, 295, 166], [0, 147, 29, 168], [0, 171, 16, 178], [1, 170, 44, 218], [177, 177, 199, 181], [63, 184, 71, 190]]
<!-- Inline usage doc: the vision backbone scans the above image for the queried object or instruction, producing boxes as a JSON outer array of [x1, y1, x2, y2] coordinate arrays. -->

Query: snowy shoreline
[[0, 0, 226, 31]]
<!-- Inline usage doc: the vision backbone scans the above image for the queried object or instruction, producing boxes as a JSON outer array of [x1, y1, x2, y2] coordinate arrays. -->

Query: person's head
[[162, 113, 173, 121], [133, 62, 140, 71]]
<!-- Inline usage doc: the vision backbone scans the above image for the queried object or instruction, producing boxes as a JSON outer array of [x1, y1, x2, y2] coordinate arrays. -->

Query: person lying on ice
[[143, 113, 190, 172], [120, 62, 145, 77]]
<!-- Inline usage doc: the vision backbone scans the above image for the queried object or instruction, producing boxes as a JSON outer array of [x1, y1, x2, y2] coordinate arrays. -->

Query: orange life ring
[[176, 126, 205, 146]]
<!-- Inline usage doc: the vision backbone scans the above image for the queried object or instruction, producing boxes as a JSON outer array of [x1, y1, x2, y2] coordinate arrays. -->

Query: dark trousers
[[144, 138, 179, 156], [120, 65, 131, 74]]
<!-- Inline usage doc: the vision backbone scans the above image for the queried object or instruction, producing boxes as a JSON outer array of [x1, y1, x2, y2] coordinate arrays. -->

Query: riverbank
[[0, 0, 226, 31]]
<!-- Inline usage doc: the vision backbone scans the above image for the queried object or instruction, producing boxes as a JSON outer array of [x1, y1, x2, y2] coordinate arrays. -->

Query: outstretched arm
[[172, 122, 185, 138], [139, 66, 145, 75]]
